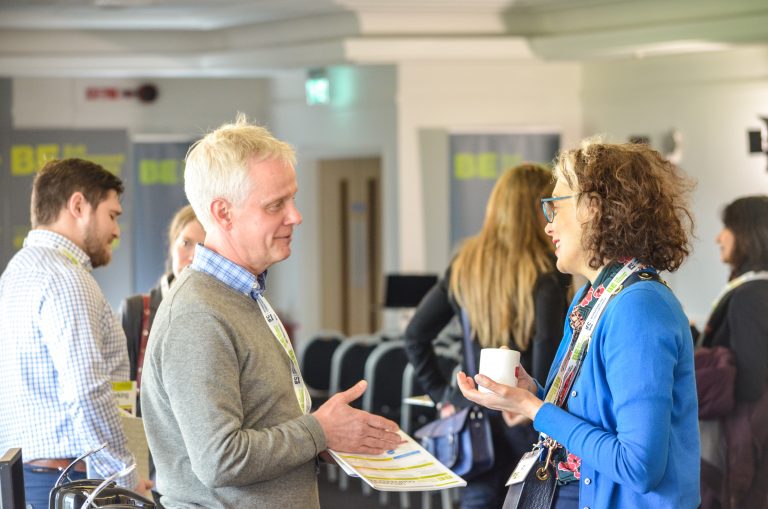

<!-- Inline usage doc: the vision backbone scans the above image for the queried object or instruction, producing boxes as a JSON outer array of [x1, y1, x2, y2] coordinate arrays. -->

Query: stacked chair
[[299, 330, 345, 410], [399, 347, 461, 509], [327, 333, 382, 488], [302, 327, 465, 508]]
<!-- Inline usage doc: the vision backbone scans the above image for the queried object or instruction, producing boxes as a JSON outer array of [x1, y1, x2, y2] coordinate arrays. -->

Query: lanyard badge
[[255, 294, 312, 415], [544, 259, 642, 406]]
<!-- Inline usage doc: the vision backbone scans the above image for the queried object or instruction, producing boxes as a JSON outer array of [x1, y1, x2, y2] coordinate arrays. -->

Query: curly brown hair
[[554, 139, 694, 272]]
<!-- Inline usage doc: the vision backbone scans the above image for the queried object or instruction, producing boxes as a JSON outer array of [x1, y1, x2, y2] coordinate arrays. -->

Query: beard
[[83, 223, 113, 268]]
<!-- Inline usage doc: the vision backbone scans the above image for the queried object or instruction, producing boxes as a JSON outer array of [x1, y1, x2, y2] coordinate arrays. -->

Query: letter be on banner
[[10, 144, 61, 176], [454, 153, 476, 180], [449, 132, 560, 247], [453, 152, 500, 180], [139, 159, 180, 185], [477, 152, 498, 179]]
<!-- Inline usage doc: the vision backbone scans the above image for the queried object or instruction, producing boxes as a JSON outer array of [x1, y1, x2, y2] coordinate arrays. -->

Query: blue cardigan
[[533, 281, 700, 509]]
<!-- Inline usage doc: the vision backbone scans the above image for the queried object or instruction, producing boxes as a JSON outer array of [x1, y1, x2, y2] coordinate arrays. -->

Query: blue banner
[[131, 141, 192, 293], [1, 128, 129, 306], [449, 132, 560, 247]]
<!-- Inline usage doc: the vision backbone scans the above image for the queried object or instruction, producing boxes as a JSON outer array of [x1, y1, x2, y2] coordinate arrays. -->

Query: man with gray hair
[[141, 115, 402, 508]]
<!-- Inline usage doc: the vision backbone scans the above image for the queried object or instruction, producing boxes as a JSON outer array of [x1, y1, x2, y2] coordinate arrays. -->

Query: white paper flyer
[[328, 430, 466, 492]]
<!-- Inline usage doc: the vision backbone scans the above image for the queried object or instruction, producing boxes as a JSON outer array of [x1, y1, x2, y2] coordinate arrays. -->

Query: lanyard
[[708, 270, 768, 312], [696, 270, 768, 347], [544, 258, 643, 406], [58, 246, 83, 267], [254, 294, 312, 415], [136, 294, 151, 390]]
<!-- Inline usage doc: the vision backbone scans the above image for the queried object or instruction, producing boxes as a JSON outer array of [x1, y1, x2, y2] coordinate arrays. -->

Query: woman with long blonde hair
[[404, 163, 570, 509]]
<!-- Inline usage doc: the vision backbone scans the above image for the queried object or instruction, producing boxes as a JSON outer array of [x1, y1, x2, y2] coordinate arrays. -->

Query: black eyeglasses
[[540, 195, 576, 223]]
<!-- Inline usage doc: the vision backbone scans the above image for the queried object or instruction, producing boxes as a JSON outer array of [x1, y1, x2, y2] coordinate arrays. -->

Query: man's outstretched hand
[[313, 380, 404, 454]]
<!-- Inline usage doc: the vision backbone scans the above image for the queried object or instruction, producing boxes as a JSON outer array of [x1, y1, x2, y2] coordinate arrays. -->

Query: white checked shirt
[[0, 230, 138, 488]]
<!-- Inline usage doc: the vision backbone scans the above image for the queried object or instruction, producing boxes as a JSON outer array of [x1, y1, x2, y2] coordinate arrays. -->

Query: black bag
[[50, 482, 156, 509], [413, 309, 494, 480], [694, 345, 736, 419], [47, 448, 155, 509], [502, 456, 557, 509], [414, 404, 494, 480]]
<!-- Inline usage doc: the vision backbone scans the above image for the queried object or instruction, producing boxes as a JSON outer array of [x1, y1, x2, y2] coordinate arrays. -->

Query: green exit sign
[[305, 70, 330, 105]]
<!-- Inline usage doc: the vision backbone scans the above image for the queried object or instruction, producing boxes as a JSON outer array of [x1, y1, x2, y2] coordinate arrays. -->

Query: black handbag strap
[[460, 309, 478, 378]]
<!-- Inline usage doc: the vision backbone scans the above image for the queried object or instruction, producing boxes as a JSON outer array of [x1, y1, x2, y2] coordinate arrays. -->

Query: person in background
[[119, 204, 205, 508], [140, 115, 403, 509], [698, 195, 768, 509], [404, 164, 571, 509], [457, 140, 700, 509], [0, 158, 150, 508], [119, 204, 206, 396]]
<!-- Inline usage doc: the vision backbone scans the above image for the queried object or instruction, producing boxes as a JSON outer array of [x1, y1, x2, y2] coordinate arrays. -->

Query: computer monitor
[[0, 448, 25, 509], [383, 274, 438, 308]]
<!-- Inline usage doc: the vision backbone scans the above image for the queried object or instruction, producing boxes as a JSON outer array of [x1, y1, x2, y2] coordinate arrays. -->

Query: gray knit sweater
[[141, 269, 326, 508]]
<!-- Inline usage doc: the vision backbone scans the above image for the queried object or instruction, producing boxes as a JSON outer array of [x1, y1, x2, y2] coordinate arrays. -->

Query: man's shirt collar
[[24, 229, 93, 271], [190, 244, 267, 300]]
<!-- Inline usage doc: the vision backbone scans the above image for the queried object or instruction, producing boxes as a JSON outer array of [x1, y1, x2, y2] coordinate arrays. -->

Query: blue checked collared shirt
[[190, 244, 267, 299], [0, 230, 138, 488]]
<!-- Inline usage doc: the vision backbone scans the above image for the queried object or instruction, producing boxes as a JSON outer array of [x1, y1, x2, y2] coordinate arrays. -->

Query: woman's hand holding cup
[[457, 345, 545, 421]]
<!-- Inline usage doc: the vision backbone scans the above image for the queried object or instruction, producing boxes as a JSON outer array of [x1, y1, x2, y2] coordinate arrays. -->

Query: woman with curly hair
[[404, 163, 571, 508], [457, 140, 700, 508]]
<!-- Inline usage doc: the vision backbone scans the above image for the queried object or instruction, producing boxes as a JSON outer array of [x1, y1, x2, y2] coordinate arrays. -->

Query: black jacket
[[700, 274, 768, 402], [404, 264, 571, 408], [118, 277, 167, 383]]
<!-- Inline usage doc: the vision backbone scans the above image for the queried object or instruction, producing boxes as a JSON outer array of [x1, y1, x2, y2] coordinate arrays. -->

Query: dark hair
[[555, 140, 694, 272], [722, 195, 768, 272], [31, 158, 124, 228]]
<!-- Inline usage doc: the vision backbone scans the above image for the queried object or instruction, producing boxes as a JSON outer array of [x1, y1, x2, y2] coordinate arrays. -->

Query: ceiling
[[1, 0, 768, 77]]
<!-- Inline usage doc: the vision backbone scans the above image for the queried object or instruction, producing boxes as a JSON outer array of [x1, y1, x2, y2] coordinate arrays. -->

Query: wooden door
[[319, 157, 382, 335]]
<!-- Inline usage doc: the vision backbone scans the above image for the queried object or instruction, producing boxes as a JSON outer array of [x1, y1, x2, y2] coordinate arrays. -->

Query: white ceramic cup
[[477, 348, 520, 393]]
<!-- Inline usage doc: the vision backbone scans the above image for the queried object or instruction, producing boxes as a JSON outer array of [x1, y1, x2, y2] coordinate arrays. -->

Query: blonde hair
[[449, 164, 555, 350], [184, 113, 296, 231], [165, 204, 202, 272]]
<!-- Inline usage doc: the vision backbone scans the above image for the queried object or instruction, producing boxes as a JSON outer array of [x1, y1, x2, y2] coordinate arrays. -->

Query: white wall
[[581, 46, 768, 326], [11, 48, 765, 339], [8, 77, 273, 307], [268, 60, 586, 340], [396, 60, 584, 273], [12, 78, 270, 133], [8, 72, 400, 344], [267, 65, 399, 342]]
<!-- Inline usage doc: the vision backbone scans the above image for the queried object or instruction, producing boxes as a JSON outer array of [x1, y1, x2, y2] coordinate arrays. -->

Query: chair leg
[[440, 488, 453, 508], [339, 471, 348, 491], [422, 491, 432, 509], [327, 463, 337, 483], [398, 491, 411, 508]]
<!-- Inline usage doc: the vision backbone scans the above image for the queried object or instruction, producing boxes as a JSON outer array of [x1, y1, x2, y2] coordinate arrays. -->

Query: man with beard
[[0, 158, 149, 508]]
